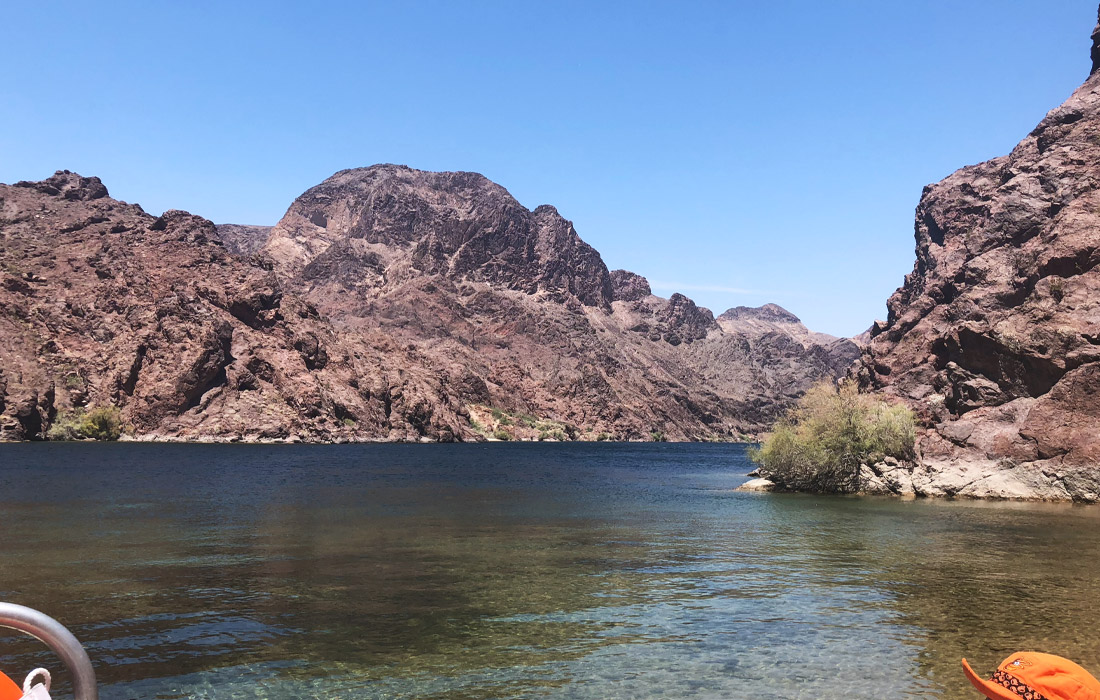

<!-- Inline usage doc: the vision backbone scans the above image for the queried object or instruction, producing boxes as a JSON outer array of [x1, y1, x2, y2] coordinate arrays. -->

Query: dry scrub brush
[[750, 382, 915, 493]]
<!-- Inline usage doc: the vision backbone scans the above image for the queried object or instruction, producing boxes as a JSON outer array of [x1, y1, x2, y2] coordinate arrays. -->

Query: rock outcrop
[[214, 224, 272, 256], [0, 172, 473, 442], [0, 167, 857, 442], [855, 7, 1100, 500]]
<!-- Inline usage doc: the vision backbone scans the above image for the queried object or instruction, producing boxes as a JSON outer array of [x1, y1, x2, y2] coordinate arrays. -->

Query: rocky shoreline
[[740, 454, 1100, 503]]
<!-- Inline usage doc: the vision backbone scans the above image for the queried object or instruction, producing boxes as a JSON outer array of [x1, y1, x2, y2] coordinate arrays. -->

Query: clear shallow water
[[1, 443, 1099, 699]]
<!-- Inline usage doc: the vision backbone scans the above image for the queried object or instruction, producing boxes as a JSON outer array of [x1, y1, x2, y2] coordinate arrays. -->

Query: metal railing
[[0, 604, 97, 700]]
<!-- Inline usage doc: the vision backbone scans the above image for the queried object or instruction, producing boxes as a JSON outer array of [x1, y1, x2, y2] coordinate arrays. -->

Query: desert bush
[[46, 410, 85, 441], [1050, 277, 1066, 303], [749, 382, 915, 493], [47, 405, 124, 441], [538, 428, 567, 441]]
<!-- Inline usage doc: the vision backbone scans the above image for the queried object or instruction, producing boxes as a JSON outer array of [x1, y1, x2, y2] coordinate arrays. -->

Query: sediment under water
[[0, 442, 1097, 699]]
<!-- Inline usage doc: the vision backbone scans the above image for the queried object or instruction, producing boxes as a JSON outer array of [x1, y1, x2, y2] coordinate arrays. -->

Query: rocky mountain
[[254, 164, 859, 439], [0, 172, 474, 442], [719, 304, 860, 363], [0, 167, 856, 442], [854, 8, 1100, 500]]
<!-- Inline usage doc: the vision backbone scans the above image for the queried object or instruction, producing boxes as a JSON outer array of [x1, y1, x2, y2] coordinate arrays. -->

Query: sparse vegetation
[[1009, 249, 1030, 278], [649, 430, 667, 442], [468, 404, 579, 441], [47, 405, 124, 441], [749, 381, 916, 493], [1050, 277, 1066, 303]]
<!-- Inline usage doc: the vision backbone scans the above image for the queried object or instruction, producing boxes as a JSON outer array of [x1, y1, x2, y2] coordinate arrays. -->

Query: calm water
[[1, 443, 1099, 699]]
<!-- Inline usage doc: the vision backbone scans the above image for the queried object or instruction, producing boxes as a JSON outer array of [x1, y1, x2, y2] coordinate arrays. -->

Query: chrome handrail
[[0, 603, 98, 700]]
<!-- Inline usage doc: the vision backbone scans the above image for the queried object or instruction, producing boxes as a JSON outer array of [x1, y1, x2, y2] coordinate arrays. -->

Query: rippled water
[[1, 443, 1099, 699]]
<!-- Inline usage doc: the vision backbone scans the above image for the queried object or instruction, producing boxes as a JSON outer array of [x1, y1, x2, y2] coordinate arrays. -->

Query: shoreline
[[739, 457, 1100, 504]]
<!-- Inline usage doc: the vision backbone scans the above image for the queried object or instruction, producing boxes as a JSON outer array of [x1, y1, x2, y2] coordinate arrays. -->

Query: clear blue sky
[[2, 1, 1096, 336]]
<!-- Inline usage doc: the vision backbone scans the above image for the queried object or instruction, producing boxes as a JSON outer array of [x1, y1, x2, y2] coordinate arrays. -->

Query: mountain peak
[[14, 170, 108, 201], [718, 303, 801, 324], [262, 165, 614, 308], [1091, 4, 1100, 74]]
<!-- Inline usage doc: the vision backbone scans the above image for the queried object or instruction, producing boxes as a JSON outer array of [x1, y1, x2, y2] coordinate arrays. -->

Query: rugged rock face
[[254, 164, 859, 439], [214, 224, 272, 256], [263, 166, 613, 308], [855, 8, 1100, 500], [720, 303, 800, 325], [609, 269, 651, 302], [706, 303, 861, 421], [0, 167, 857, 442], [718, 304, 859, 366], [0, 172, 473, 442]]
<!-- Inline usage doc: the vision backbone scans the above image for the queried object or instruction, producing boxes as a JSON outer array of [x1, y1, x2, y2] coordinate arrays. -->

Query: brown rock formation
[[214, 224, 272, 256], [708, 304, 861, 419], [0, 172, 471, 442], [0, 167, 856, 442], [258, 165, 856, 439], [855, 9, 1100, 500]]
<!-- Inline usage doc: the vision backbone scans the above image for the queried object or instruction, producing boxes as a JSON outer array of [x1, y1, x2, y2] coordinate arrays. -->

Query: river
[[1, 442, 1098, 699]]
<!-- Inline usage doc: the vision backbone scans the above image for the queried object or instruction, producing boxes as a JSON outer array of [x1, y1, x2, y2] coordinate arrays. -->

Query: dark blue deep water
[[1, 442, 1099, 699]]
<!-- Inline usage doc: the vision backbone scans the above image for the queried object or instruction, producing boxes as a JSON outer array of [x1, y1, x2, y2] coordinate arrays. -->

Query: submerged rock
[[736, 478, 777, 492]]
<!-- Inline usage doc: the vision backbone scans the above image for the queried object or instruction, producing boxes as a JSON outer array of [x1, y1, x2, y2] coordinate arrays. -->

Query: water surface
[[1, 443, 1098, 699]]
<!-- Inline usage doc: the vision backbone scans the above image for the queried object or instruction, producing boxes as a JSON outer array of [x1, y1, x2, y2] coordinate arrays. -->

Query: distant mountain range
[[0, 166, 857, 442]]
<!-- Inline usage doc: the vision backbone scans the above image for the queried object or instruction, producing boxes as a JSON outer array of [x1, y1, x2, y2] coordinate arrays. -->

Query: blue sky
[[1, 1, 1096, 336]]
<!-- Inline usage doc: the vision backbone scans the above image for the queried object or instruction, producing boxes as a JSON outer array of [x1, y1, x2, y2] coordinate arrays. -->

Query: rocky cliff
[[0, 167, 856, 442], [0, 172, 477, 442], [855, 7, 1100, 500]]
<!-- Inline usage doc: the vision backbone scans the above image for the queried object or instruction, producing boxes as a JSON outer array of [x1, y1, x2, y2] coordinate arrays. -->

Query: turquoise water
[[1, 443, 1099, 699]]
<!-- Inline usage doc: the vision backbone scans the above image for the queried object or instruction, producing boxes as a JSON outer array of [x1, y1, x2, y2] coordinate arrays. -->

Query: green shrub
[[650, 430, 666, 442], [46, 411, 84, 441], [47, 405, 124, 441], [493, 428, 512, 441], [749, 382, 916, 493]]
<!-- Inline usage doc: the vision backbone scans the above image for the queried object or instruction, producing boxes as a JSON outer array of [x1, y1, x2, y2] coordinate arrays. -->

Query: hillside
[[255, 165, 859, 439], [0, 167, 856, 442]]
